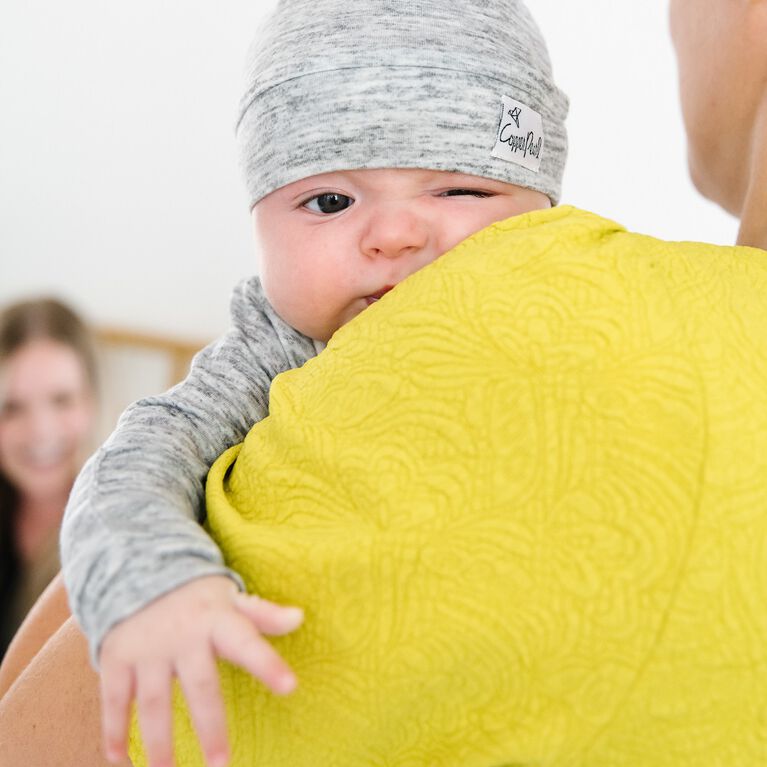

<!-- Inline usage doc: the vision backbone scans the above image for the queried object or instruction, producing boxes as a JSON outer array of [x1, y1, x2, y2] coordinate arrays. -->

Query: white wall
[[1, 0, 273, 341], [1, 0, 738, 342], [530, 0, 736, 244]]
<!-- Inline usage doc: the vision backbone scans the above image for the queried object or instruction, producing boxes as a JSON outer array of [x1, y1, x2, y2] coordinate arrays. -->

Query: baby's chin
[[283, 311, 342, 345], [313, 299, 376, 344], [273, 292, 387, 344]]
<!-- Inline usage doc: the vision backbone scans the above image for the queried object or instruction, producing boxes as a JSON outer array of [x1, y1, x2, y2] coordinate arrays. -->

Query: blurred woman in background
[[0, 298, 98, 658]]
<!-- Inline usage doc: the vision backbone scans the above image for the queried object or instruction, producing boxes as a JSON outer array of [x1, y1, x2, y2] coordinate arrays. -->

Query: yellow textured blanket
[[131, 206, 767, 766]]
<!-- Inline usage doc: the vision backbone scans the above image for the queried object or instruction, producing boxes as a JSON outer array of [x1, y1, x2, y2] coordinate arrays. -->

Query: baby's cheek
[[261, 273, 302, 326], [261, 278, 326, 341]]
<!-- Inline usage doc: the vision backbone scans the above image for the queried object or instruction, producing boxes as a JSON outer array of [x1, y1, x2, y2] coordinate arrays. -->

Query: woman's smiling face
[[0, 338, 95, 502], [253, 167, 551, 342]]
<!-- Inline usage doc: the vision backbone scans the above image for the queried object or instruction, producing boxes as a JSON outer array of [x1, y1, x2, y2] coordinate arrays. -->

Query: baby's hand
[[99, 575, 303, 767]]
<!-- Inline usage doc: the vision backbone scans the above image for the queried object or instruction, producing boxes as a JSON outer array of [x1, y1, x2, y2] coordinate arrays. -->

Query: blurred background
[[1, 0, 738, 425]]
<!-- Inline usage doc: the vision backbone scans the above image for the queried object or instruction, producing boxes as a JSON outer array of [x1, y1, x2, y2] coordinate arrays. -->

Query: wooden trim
[[95, 327, 206, 355], [95, 327, 208, 388]]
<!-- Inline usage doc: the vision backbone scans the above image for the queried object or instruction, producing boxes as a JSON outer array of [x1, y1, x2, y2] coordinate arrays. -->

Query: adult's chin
[[10, 462, 76, 505], [687, 147, 746, 218]]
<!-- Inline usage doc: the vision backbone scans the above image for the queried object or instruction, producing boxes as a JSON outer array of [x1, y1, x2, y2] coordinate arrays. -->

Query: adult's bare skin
[[669, 0, 767, 250], [0, 585, 119, 767], [0, 573, 70, 698]]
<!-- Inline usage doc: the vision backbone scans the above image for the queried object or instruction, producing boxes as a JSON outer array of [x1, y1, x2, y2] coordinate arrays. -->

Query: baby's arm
[[60, 276, 319, 766]]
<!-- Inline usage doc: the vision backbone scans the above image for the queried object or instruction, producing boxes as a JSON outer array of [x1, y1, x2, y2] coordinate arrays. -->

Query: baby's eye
[[303, 192, 354, 214], [440, 189, 493, 198]]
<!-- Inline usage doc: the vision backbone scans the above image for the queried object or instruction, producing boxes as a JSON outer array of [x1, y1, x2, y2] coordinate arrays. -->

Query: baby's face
[[254, 168, 550, 342]]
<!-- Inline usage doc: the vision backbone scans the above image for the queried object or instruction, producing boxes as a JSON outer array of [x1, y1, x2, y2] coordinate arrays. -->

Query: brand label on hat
[[491, 95, 544, 173]]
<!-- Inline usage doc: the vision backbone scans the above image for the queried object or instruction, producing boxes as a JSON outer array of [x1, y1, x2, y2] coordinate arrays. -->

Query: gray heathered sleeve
[[60, 276, 319, 666]]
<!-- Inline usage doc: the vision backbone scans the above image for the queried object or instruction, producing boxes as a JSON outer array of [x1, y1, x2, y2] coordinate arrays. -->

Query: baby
[[60, 1, 568, 766]]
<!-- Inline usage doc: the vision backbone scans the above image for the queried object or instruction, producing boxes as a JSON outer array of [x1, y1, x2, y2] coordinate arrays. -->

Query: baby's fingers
[[233, 594, 304, 636], [176, 652, 230, 767], [135, 663, 174, 767], [212, 614, 297, 695], [100, 661, 135, 763]]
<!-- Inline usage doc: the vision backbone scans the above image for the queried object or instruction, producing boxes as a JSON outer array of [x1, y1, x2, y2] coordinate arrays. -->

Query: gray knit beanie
[[236, 0, 569, 208]]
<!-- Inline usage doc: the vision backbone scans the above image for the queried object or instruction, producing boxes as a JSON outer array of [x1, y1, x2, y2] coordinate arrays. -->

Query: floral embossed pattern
[[130, 207, 767, 766]]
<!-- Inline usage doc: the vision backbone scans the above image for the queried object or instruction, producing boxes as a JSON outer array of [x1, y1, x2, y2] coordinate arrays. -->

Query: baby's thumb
[[233, 593, 304, 636]]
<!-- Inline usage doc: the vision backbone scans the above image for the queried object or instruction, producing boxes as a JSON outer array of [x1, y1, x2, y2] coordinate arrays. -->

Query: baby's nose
[[360, 207, 429, 260]]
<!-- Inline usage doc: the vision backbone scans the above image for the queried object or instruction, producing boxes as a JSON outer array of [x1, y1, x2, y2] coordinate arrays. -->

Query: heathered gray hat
[[236, 0, 569, 207]]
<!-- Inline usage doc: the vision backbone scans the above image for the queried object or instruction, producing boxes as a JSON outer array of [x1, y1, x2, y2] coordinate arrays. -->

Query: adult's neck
[[16, 487, 72, 561], [737, 95, 767, 250], [18, 490, 70, 519]]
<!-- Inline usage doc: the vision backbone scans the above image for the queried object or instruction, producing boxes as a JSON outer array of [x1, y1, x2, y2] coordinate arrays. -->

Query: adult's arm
[[0, 573, 70, 698], [0, 615, 120, 767], [60, 277, 320, 664]]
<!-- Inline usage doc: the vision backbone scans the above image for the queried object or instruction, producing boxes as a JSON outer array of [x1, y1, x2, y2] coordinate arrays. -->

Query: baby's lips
[[366, 285, 395, 303]]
